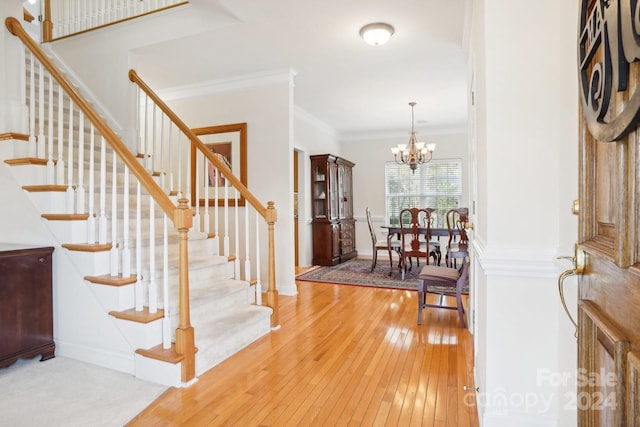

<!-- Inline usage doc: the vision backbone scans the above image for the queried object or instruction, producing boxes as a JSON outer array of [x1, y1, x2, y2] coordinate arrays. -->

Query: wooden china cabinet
[[310, 154, 357, 266]]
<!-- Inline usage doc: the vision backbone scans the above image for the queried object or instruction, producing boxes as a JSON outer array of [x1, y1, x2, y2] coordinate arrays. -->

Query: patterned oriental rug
[[296, 258, 426, 291]]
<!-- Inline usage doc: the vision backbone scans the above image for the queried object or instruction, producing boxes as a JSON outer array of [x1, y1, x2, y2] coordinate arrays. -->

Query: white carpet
[[0, 357, 167, 427]]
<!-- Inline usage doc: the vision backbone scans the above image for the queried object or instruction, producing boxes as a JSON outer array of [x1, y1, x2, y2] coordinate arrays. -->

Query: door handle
[[557, 242, 585, 338]]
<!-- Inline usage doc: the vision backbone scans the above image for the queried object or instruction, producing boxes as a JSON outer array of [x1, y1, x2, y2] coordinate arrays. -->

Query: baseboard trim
[[55, 340, 135, 375]]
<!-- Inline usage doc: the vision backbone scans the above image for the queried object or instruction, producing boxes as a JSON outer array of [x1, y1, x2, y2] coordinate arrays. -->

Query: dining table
[[381, 225, 459, 267]]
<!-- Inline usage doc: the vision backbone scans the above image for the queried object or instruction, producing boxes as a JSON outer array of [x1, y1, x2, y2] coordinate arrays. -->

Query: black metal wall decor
[[579, 0, 640, 141]]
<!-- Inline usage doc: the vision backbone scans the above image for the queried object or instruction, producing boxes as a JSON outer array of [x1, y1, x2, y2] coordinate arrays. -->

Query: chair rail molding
[[472, 237, 560, 279]]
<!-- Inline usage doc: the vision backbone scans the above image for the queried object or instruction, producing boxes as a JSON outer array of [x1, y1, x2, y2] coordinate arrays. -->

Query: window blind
[[385, 159, 462, 227]]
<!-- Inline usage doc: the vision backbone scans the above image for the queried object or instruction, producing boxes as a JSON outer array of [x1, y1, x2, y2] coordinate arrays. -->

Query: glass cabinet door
[[328, 161, 338, 220], [336, 160, 353, 219], [312, 161, 328, 219]]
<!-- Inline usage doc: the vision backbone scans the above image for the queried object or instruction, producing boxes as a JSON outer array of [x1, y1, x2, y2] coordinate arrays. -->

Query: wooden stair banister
[[128, 69, 280, 328], [5, 16, 197, 382]]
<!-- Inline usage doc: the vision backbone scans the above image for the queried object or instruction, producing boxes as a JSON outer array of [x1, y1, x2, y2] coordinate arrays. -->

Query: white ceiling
[[132, 0, 470, 140]]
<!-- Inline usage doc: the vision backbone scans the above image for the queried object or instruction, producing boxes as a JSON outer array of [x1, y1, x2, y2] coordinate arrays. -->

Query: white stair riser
[[134, 353, 183, 388], [89, 282, 135, 312], [24, 189, 67, 213], [7, 163, 47, 186], [111, 317, 163, 350], [63, 249, 111, 276]]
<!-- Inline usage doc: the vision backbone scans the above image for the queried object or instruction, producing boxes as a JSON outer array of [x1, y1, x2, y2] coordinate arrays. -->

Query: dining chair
[[423, 208, 442, 265], [417, 257, 470, 327], [445, 207, 469, 268], [399, 207, 438, 279], [366, 207, 401, 273]]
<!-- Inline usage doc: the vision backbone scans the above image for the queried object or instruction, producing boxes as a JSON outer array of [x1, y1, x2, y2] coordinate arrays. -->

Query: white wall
[[0, 1, 27, 134], [293, 109, 341, 267], [469, 1, 579, 426]]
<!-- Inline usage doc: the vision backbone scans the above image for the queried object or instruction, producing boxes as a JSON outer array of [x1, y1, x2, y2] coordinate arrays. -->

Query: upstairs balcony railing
[[40, 0, 188, 41]]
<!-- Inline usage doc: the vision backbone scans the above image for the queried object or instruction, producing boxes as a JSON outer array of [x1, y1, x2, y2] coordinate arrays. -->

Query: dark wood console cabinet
[[310, 154, 357, 266], [0, 244, 55, 368]]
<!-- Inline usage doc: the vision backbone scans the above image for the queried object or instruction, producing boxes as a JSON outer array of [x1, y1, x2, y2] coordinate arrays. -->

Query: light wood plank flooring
[[127, 273, 479, 426]]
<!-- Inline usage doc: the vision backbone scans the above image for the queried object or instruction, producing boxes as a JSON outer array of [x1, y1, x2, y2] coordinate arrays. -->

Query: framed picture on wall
[[190, 122, 247, 207]]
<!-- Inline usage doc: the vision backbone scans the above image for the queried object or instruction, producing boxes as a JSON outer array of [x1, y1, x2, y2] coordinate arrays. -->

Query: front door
[[577, 1, 640, 425]]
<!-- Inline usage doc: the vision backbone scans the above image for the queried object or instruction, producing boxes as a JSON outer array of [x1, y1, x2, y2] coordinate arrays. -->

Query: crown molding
[[340, 125, 467, 142], [156, 68, 297, 101], [293, 106, 337, 138]]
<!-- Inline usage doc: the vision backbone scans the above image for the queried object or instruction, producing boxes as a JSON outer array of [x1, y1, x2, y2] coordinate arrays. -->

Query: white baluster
[[176, 131, 182, 199], [98, 136, 108, 244], [110, 150, 118, 276], [122, 166, 131, 277], [203, 157, 210, 234], [234, 189, 240, 278], [224, 179, 229, 257], [63, 0, 70, 37], [148, 197, 157, 313], [212, 170, 219, 255], [143, 93, 149, 171], [65, 100, 75, 214], [99, 0, 106, 31], [56, 85, 65, 185], [28, 52, 36, 157], [162, 214, 171, 349], [135, 182, 143, 311], [184, 134, 190, 207], [151, 104, 157, 174], [46, 73, 55, 184], [37, 61, 45, 159], [87, 126, 96, 244], [193, 150, 200, 233], [159, 113, 165, 189], [244, 201, 251, 283], [70, 0, 78, 34], [76, 111, 85, 214], [168, 123, 174, 195], [255, 212, 262, 305]]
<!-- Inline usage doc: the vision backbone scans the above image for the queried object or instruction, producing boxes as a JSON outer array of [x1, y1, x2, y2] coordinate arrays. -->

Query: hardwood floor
[[127, 273, 479, 427]]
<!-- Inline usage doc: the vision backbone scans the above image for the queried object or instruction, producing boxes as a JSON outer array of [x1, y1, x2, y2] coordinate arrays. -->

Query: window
[[385, 159, 462, 228]]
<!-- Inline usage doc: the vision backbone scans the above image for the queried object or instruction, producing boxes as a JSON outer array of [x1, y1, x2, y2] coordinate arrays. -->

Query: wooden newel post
[[174, 198, 195, 382], [266, 201, 279, 328], [42, 1, 53, 42]]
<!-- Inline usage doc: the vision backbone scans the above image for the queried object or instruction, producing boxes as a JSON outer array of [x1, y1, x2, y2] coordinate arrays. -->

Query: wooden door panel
[[627, 352, 640, 427], [595, 141, 616, 230], [578, 301, 629, 427]]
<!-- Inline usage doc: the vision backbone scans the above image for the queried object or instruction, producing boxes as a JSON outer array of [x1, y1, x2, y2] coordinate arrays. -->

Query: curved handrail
[[128, 69, 271, 220], [6, 17, 177, 218]]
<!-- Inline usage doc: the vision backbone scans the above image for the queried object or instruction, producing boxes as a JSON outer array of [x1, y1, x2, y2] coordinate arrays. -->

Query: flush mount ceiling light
[[359, 22, 394, 46]]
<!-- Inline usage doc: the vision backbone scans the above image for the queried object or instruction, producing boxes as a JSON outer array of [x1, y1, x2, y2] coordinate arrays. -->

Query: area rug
[[296, 258, 425, 290]]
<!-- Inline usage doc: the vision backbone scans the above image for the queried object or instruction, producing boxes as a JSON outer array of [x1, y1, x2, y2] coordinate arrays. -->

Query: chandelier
[[391, 102, 436, 173]]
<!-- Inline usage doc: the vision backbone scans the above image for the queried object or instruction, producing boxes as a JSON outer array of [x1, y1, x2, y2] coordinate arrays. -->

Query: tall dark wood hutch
[[310, 154, 357, 266]]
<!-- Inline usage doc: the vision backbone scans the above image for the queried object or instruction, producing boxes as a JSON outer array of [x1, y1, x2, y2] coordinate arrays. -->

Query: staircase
[[2, 15, 277, 387]]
